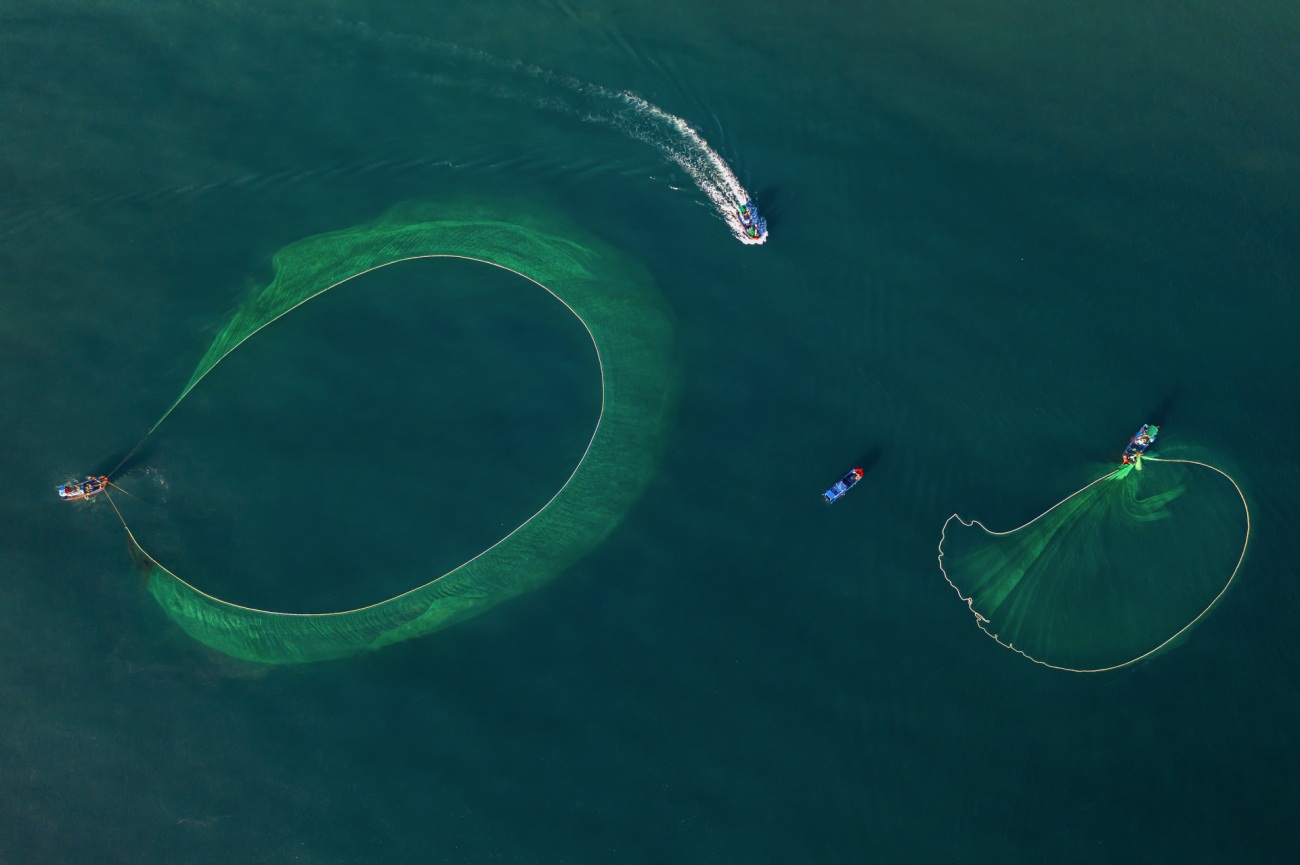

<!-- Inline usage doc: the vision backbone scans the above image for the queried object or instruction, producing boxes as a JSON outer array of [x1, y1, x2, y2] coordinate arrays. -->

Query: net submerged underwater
[[937, 456, 1250, 672], [105, 200, 675, 664]]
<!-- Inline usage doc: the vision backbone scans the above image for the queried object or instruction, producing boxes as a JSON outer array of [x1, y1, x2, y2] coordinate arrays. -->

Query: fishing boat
[[732, 199, 768, 245], [57, 475, 109, 501], [1121, 424, 1159, 464], [823, 467, 864, 503]]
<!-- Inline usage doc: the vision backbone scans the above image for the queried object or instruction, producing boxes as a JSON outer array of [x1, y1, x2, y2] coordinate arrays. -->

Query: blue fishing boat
[[823, 468, 864, 503]]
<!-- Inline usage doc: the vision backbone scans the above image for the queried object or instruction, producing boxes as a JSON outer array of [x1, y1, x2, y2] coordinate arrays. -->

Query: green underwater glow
[[938, 457, 1249, 672], [115, 202, 675, 664]]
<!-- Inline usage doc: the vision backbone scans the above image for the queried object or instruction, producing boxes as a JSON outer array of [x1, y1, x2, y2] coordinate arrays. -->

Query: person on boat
[[58, 475, 108, 499], [1121, 424, 1158, 464]]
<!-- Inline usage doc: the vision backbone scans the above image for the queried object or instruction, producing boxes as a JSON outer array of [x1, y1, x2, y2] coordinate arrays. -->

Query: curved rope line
[[110, 257, 603, 618], [937, 456, 1250, 673]]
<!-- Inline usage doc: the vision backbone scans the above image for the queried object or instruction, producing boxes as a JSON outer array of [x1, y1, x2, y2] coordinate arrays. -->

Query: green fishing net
[[115, 201, 675, 664], [938, 456, 1249, 672]]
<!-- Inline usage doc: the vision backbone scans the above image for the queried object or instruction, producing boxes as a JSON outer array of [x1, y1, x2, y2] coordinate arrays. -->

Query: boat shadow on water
[[1144, 387, 1182, 429], [749, 186, 779, 227], [851, 445, 883, 476]]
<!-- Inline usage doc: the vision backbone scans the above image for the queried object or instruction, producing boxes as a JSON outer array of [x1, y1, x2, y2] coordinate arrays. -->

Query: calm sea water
[[4, 1, 1299, 862]]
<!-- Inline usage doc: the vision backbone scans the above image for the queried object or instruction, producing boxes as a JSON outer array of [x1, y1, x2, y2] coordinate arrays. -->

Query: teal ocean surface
[[3, 0, 1299, 862]]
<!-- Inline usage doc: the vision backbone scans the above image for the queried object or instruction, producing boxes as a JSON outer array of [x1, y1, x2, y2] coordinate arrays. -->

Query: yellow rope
[[106, 479, 139, 501]]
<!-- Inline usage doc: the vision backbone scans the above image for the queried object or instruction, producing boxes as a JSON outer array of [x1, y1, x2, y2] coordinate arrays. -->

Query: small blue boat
[[823, 467, 864, 503], [1121, 424, 1159, 464], [733, 200, 768, 245]]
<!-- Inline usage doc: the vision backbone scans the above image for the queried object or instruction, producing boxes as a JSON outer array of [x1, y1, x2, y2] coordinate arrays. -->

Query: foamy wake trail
[[598, 92, 760, 242], [514, 69, 763, 243], [18, 14, 766, 247], [615, 94, 748, 202], [370, 36, 765, 242]]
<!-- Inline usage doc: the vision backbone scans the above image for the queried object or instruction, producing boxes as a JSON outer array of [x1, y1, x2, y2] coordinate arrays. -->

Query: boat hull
[[823, 468, 864, 503], [58, 476, 108, 501]]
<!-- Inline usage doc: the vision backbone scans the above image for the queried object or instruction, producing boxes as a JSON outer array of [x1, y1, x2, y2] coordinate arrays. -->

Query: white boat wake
[[379, 36, 769, 245]]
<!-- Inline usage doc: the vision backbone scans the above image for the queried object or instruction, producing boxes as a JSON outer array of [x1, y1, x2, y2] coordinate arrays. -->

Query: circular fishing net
[[111, 201, 675, 664], [937, 457, 1249, 672]]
